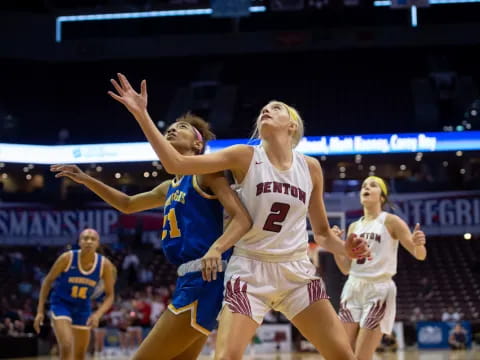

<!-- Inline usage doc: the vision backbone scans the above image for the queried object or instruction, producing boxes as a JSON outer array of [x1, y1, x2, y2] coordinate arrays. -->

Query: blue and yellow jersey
[[162, 175, 231, 265], [50, 250, 104, 306]]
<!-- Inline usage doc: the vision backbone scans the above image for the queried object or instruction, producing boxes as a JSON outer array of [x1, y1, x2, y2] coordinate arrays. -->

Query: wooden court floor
[[16, 349, 480, 360]]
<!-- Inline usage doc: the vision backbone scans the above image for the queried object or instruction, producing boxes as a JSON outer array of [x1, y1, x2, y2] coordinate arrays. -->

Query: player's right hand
[[201, 246, 223, 282], [50, 164, 89, 184], [34, 313, 44, 334]]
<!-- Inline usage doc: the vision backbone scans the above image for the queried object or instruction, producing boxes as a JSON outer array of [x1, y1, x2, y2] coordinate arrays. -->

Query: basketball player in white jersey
[[333, 176, 427, 360], [108, 73, 371, 360]]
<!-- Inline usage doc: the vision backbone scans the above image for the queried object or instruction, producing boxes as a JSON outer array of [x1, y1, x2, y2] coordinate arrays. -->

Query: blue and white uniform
[[162, 175, 231, 335], [50, 250, 104, 329]]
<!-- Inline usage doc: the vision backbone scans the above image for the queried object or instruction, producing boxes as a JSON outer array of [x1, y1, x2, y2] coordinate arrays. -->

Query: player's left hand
[[108, 73, 148, 118], [86, 313, 100, 328], [412, 223, 426, 246], [201, 246, 223, 282], [345, 233, 371, 260]]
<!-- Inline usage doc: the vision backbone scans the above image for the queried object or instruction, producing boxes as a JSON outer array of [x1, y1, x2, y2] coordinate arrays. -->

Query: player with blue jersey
[[34, 229, 116, 360], [51, 108, 251, 358]]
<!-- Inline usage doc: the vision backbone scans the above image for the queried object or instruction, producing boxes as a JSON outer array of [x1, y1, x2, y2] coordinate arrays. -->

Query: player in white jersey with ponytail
[[108, 73, 372, 360], [333, 176, 427, 360]]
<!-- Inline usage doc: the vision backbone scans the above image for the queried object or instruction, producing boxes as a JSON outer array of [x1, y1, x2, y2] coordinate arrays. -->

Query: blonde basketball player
[[333, 176, 427, 360], [108, 73, 371, 360]]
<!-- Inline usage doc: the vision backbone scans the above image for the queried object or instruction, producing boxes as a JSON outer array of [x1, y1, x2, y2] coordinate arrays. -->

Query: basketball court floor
[[15, 349, 480, 360]]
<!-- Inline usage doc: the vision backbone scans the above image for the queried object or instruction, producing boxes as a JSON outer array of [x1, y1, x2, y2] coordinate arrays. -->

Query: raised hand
[[50, 164, 90, 185], [412, 223, 426, 246], [201, 246, 223, 282], [108, 73, 148, 117], [33, 313, 44, 334], [331, 225, 345, 239], [345, 233, 371, 260]]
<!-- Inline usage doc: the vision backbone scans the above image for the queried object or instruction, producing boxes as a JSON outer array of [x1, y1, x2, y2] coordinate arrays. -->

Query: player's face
[[165, 122, 200, 155], [79, 230, 100, 253], [257, 102, 293, 138], [360, 179, 383, 206]]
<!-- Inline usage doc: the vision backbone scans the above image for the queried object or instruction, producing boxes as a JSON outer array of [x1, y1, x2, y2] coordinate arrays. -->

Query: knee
[[58, 342, 73, 358], [215, 348, 244, 360]]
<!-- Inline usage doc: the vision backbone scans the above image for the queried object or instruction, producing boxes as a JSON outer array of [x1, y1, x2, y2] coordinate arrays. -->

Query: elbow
[[119, 200, 134, 214], [121, 207, 134, 215], [232, 212, 253, 232], [316, 225, 331, 239], [415, 247, 427, 261], [243, 214, 253, 230]]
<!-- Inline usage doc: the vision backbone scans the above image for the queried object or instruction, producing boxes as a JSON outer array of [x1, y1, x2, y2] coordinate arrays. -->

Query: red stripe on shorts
[[339, 302, 356, 323], [225, 276, 252, 318], [364, 300, 387, 330], [307, 278, 329, 304]]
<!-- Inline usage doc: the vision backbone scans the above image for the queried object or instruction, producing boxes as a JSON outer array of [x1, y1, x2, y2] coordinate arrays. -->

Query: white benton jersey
[[233, 146, 313, 260], [349, 212, 398, 279]]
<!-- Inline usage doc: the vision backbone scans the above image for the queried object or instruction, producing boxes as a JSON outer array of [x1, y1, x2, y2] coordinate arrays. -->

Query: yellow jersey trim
[[78, 252, 98, 276], [170, 176, 184, 188], [168, 301, 211, 336], [192, 175, 217, 200]]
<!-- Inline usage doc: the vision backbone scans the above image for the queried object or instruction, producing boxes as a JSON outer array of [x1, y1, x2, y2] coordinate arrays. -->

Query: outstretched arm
[[386, 215, 427, 260], [108, 73, 251, 175], [34, 252, 71, 333], [51, 164, 169, 213], [306, 156, 370, 259]]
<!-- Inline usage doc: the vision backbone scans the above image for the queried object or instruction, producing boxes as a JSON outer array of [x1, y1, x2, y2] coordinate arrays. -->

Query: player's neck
[[363, 205, 382, 221], [79, 249, 96, 262], [262, 138, 293, 170]]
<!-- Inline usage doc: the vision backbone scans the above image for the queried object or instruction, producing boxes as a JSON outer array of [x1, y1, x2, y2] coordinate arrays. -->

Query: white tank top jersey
[[233, 146, 313, 261], [349, 212, 399, 279]]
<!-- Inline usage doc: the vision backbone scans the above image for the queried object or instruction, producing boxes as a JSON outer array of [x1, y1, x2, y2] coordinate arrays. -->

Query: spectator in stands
[[138, 265, 153, 284], [417, 276, 434, 300], [410, 306, 426, 322], [122, 249, 140, 286], [149, 292, 166, 325], [449, 323, 467, 350], [376, 332, 398, 353], [442, 306, 461, 322]]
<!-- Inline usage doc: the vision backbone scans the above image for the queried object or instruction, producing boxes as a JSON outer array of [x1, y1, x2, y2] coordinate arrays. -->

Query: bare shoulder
[[303, 156, 322, 184], [58, 250, 72, 263], [384, 213, 406, 238], [347, 221, 358, 234], [385, 213, 402, 226], [50, 251, 72, 273], [152, 179, 172, 193], [226, 144, 254, 159], [304, 155, 321, 169]]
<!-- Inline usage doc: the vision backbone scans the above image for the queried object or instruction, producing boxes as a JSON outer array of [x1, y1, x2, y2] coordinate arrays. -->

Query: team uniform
[[162, 175, 232, 335], [224, 146, 328, 324], [339, 211, 397, 334], [49, 250, 105, 329]]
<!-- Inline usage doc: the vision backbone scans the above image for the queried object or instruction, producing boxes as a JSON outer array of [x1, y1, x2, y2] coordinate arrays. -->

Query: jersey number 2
[[263, 202, 291, 233], [71, 286, 88, 299], [162, 208, 182, 240]]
